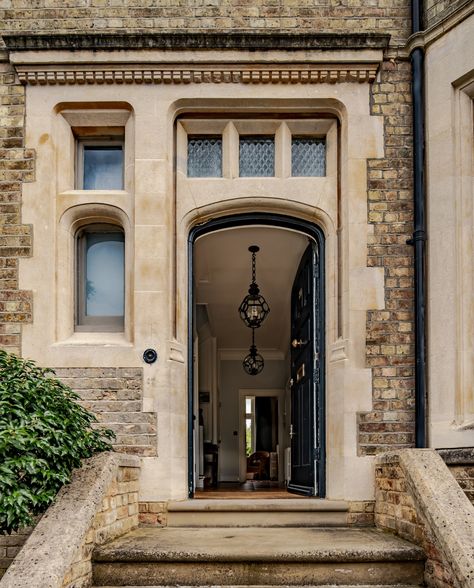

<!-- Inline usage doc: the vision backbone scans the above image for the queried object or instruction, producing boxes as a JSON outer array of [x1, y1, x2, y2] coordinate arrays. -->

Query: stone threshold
[[167, 498, 349, 512]]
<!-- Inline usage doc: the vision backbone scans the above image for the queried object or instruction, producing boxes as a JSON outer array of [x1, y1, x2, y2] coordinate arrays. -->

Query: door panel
[[288, 241, 321, 496]]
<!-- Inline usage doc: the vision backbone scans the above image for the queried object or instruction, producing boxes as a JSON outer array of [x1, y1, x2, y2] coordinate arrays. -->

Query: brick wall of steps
[[92, 499, 426, 587]]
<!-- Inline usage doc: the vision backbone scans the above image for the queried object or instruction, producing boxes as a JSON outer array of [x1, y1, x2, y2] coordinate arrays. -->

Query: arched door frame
[[187, 212, 326, 498]]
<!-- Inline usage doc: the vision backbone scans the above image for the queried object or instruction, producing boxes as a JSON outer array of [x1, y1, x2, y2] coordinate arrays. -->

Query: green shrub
[[0, 350, 114, 534]]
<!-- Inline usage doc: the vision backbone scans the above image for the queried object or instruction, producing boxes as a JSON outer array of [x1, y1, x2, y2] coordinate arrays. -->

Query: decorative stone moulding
[[3, 32, 390, 52], [16, 64, 379, 86]]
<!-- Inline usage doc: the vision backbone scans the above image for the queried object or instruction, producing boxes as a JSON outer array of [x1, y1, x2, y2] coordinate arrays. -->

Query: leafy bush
[[0, 350, 114, 534]]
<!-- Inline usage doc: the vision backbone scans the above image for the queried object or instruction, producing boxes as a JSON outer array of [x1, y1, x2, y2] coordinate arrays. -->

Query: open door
[[288, 241, 323, 496]]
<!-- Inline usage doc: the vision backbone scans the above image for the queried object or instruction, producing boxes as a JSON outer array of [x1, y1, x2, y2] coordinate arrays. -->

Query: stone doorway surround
[[5, 32, 387, 503]]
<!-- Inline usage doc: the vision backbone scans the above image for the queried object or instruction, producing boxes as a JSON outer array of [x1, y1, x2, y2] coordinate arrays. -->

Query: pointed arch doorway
[[188, 213, 325, 498]]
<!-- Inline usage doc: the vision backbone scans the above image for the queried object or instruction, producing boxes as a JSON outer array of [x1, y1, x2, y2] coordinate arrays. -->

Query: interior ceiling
[[194, 226, 309, 354]]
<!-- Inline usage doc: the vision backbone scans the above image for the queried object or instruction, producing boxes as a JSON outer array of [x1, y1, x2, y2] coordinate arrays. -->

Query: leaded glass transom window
[[187, 136, 222, 177], [239, 136, 275, 177], [291, 138, 326, 177]]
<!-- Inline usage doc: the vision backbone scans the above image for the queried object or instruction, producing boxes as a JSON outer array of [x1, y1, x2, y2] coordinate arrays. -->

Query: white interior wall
[[219, 359, 288, 481]]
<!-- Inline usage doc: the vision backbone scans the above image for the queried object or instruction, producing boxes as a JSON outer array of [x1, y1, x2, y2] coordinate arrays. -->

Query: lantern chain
[[251, 250, 256, 284]]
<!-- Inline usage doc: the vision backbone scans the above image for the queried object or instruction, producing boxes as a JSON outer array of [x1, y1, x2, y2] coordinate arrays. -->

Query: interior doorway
[[239, 389, 286, 486], [188, 214, 325, 498]]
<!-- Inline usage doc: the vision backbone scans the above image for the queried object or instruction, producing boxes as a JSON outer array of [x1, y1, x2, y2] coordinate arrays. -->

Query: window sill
[[52, 332, 132, 347], [58, 189, 130, 197]]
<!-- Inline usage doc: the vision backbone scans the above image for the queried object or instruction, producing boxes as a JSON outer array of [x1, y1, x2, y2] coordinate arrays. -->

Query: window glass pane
[[246, 418, 253, 457], [85, 232, 124, 316], [187, 136, 222, 177], [239, 136, 274, 177], [83, 146, 124, 190], [291, 138, 326, 176]]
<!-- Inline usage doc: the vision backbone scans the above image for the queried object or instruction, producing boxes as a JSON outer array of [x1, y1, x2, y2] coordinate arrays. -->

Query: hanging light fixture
[[243, 328, 264, 376], [238, 245, 270, 329]]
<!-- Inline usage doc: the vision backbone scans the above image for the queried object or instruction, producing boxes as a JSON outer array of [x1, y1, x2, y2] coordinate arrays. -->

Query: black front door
[[288, 241, 323, 496]]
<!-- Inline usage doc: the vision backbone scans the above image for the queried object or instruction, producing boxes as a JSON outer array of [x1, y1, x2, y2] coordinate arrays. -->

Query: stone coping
[[94, 527, 424, 563], [377, 449, 474, 588], [0, 452, 139, 588], [438, 447, 474, 465], [2, 32, 391, 52], [167, 499, 349, 512]]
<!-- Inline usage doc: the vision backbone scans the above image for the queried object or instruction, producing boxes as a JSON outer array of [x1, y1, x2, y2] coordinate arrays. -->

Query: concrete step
[[92, 527, 425, 586], [94, 585, 422, 587], [166, 499, 350, 527]]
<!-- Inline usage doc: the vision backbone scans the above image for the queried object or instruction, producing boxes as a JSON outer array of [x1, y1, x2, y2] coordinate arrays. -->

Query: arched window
[[76, 224, 125, 331]]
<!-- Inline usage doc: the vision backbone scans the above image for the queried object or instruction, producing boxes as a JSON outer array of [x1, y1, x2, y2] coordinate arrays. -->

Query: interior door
[[288, 241, 321, 496]]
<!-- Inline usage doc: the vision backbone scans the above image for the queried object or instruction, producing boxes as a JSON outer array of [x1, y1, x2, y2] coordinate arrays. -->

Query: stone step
[[166, 499, 351, 527], [94, 585, 422, 587], [92, 527, 425, 586]]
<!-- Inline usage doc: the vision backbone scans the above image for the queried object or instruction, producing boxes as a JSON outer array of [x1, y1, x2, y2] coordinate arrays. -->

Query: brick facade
[[424, 0, 471, 28], [0, 61, 33, 356], [0, 0, 418, 461], [4, 0, 472, 486], [0, 1, 411, 45], [0, 522, 36, 579], [54, 368, 157, 457], [449, 465, 474, 506], [439, 449, 474, 506], [361, 58, 415, 454]]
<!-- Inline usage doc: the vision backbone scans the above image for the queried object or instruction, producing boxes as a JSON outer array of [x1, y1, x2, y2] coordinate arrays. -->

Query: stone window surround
[[177, 119, 333, 180], [57, 204, 133, 344], [53, 108, 135, 345], [15, 48, 386, 501]]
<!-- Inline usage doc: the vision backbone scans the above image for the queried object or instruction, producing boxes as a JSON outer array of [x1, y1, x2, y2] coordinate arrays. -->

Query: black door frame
[[187, 212, 326, 498]]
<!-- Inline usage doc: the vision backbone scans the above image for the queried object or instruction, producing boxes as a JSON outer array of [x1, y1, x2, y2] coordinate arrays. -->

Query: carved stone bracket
[[16, 64, 379, 86]]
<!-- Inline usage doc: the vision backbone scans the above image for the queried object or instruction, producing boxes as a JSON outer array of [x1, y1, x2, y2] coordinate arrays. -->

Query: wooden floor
[[195, 481, 305, 499]]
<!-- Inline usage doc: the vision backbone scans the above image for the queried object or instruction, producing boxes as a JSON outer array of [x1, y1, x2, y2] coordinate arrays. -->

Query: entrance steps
[[92, 526, 425, 587], [166, 498, 351, 527]]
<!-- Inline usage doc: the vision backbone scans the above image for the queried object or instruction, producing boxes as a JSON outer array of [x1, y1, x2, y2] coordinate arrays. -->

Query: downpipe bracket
[[406, 230, 427, 246]]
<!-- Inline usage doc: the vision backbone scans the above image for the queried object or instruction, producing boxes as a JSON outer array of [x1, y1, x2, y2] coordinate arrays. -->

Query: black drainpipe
[[408, 0, 427, 448]]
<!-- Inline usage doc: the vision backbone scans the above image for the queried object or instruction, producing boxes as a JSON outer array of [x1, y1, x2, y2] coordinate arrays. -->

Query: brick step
[[92, 527, 425, 586], [166, 498, 351, 527]]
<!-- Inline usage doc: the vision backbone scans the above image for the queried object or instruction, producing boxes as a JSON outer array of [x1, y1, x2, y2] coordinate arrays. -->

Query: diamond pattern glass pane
[[292, 138, 326, 176], [239, 136, 274, 177], [187, 136, 222, 177]]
